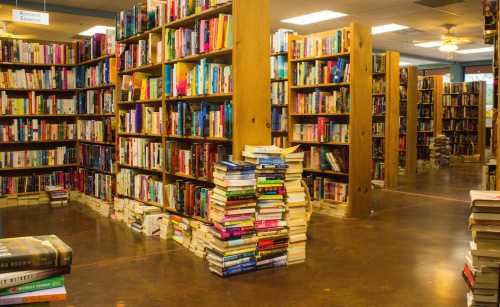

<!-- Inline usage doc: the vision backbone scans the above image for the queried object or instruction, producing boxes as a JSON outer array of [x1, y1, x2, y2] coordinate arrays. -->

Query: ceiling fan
[[438, 24, 471, 52]]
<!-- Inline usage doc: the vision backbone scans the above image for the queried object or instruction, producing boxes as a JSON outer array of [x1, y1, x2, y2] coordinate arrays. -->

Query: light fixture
[[414, 41, 443, 48], [399, 61, 411, 67], [439, 44, 458, 53], [281, 10, 348, 25], [79, 25, 115, 36], [455, 46, 494, 54], [371, 24, 408, 35]]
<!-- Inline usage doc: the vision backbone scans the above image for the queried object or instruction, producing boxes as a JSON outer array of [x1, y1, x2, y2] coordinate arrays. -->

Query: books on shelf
[[76, 168, 114, 202], [116, 35, 162, 71], [482, 160, 496, 191], [303, 146, 348, 173], [373, 160, 384, 181], [304, 174, 348, 202], [0, 68, 76, 90], [372, 54, 386, 73], [271, 55, 287, 79], [272, 136, 288, 148], [119, 138, 162, 171], [77, 118, 115, 143], [168, 100, 232, 138], [372, 96, 385, 115], [271, 29, 296, 54], [0, 119, 75, 143], [0, 39, 76, 65], [0, 92, 76, 115], [271, 81, 288, 106], [418, 76, 435, 90], [0, 147, 76, 168], [272, 107, 287, 133], [79, 143, 115, 173], [293, 59, 350, 86], [0, 171, 75, 195], [165, 181, 210, 218], [290, 28, 351, 59], [372, 78, 385, 95], [117, 168, 163, 204], [372, 122, 384, 137], [120, 73, 163, 101], [293, 88, 349, 114], [77, 88, 115, 114], [74, 31, 116, 62], [119, 105, 162, 134], [292, 118, 349, 143], [76, 57, 116, 88], [444, 81, 482, 94]]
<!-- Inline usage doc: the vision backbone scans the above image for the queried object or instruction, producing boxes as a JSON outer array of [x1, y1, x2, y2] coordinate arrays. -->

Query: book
[[0, 68, 76, 90], [0, 147, 76, 168], [116, 168, 163, 204], [74, 32, 115, 62], [0, 171, 75, 195], [0, 275, 64, 297], [0, 119, 75, 143], [271, 81, 288, 106], [0, 286, 66, 305], [79, 143, 115, 173], [271, 29, 296, 53], [290, 28, 350, 59], [293, 88, 350, 114], [293, 59, 350, 86], [77, 118, 115, 143], [119, 138, 162, 171], [292, 118, 349, 143], [165, 181, 210, 218], [0, 91, 76, 115], [77, 88, 115, 114], [0, 39, 76, 64], [119, 105, 162, 134], [76, 168, 114, 202]]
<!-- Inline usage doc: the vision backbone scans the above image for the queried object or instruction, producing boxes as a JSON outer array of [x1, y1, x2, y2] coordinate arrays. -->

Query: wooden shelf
[[77, 113, 116, 117], [117, 132, 162, 138], [0, 88, 77, 92], [78, 54, 115, 66], [117, 163, 163, 175], [0, 62, 75, 67], [117, 26, 163, 44], [303, 168, 348, 176], [271, 78, 288, 83], [165, 135, 232, 142], [118, 99, 162, 105], [77, 84, 115, 91], [0, 114, 76, 118], [290, 82, 350, 90], [118, 63, 162, 75], [166, 172, 212, 183], [0, 140, 76, 145], [166, 93, 232, 102], [0, 164, 78, 172], [290, 112, 349, 117], [271, 51, 288, 57], [290, 140, 349, 146], [271, 104, 288, 108], [290, 52, 350, 63], [164, 3, 233, 28], [79, 140, 116, 146], [165, 48, 232, 64], [79, 166, 115, 176]]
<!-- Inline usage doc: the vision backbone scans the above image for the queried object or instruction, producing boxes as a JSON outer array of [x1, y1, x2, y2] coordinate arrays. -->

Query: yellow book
[[216, 14, 224, 50], [140, 79, 148, 100]]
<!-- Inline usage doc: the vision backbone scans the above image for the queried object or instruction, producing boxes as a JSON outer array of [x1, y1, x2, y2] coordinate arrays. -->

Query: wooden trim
[[406, 66, 418, 177], [384, 51, 400, 189]]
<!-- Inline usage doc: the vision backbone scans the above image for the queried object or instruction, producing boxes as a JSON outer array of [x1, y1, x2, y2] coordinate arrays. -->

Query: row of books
[[400, 116, 407, 134], [76, 57, 116, 88], [292, 120, 349, 144], [76, 168, 114, 202], [77, 89, 115, 115], [271, 81, 288, 106], [271, 29, 296, 53], [417, 134, 432, 146], [164, 14, 233, 61], [77, 118, 116, 143], [0, 92, 76, 115], [0, 39, 76, 64], [0, 147, 76, 168], [271, 55, 288, 80], [449, 143, 478, 156], [165, 181, 210, 218], [443, 94, 481, 107], [303, 146, 348, 173], [164, 60, 232, 97], [79, 144, 115, 174], [443, 81, 482, 94], [418, 76, 435, 90], [372, 96, 386, 115], [119, 138, 162, 171], [372, 54, 386, 74], [293, 59, 349, 86], [119, 105, 162, 135], [481, 162, 496, 191], [0, 119, 75, 143], [293, 88, 350, 114], [372, 122, 384, 137], [289, 29, 350, 59], [0, 68, 76, 90], [114, 198, 163, 234], [272, 107, 287, 133], [443, 133, 478, 143], [373, 138, 384, 160], [443, 107, 478, 118], [117, 38, 161, 71], [304, 174, 348, 202], [74, 31, 116, 62], [418, 106, 433, 117], [165, 141, 228, 180], [400, 66, 407, 168], [373, 78, 386, 95], [373, 161, 384, 181], [442, 120, 478, 131], [418, 91, 434, 104], [121, 73, 162, 101], [272, 136, 288, 148], [117, 168, 163, 204], [0, 171, 75, 194], [168, 101, 232, 138], [418, 121, 434, 131]]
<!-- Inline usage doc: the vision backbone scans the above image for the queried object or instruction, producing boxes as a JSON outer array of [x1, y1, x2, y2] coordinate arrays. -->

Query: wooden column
[[384, 51, 400, 189], [406, 66, 418, 178]]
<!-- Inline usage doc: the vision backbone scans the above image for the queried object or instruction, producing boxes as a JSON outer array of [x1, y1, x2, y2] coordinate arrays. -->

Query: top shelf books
[[0, 40, 76, 65], [289, 28, 351, 61]]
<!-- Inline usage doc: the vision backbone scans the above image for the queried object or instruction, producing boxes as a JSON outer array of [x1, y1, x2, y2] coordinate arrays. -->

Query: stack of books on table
[[243, 146, 289, 270], [207, 161, 258, 277], [0, 235, 72, 306], [284, 151, 308, 264], [463, 190, 500, 306], [45, 186, 69, 208]]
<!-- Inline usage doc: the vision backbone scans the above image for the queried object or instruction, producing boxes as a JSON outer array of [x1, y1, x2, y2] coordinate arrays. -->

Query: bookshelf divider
[[405, 66, 418, 177]]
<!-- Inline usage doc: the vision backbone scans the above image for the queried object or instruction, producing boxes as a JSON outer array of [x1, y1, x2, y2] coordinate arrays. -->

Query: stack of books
[[207, 161, 258, 277], [159, 213, 172, 240], [45, 185, 69, 208], [0, 235, 72, 305], [464, 190, 500, 306], [189, 220, 211, 258], [243, 146, 289, 270], [430, 135, 451, 169], [284, 151, 308, 264], [171, 214, 192, 249]]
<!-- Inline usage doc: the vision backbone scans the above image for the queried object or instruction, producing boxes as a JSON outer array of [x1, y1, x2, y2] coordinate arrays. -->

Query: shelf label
[[12, 9, 49, 25]]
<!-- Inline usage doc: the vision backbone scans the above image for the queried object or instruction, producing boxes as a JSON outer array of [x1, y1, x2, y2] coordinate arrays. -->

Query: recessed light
[[455, 47, 494, 54], [281, 10, 348, 25], [79, 25, 115, 36], [414, 41, 443, 48], [371, 24, 408, 35]]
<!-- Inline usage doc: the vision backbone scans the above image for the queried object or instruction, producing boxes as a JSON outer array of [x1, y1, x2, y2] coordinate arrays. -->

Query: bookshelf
[[288, 23, 372, 218], [115, 0, 271, 222], [399, 66, 418, 177], [441, 81, 486, 162], [417, 75, 443, 165], [371, 51, 400, 189]]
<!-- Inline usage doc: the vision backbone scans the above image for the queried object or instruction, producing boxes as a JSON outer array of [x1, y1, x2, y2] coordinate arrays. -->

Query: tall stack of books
[[430, 135, 451, 169], [171, 214, 192, 249], [207, 161, 258, 277], [284, 151, 308, 264], [464, 190, 500, 306], [0, 235, 72, 305], [243, 146, 289, 270], [45, 185, 69, 208], [189, 221, 211, 258]]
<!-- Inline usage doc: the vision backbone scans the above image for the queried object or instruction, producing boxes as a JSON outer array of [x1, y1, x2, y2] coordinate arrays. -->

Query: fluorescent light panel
[[399, 61, 411, 67], [79, 25, 115, 36], [371, 23, 408, 35], [414, 41, 443, 48], [456, 47, 494, 54], [281, 10, 347, 25]]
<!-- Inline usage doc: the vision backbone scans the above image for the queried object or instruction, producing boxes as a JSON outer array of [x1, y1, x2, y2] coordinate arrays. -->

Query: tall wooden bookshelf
[[417, 75, 443, 166], [399, 66, 418, 177], [270, 52, 289, 147], [288, 23, 372, 218], [115, 0, 271, 222], [371, 51, 400, 189], [441, 81, 486, 162]]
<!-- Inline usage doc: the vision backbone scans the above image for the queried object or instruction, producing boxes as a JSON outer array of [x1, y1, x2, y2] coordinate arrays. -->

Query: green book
[[0, 275, 64, 296]]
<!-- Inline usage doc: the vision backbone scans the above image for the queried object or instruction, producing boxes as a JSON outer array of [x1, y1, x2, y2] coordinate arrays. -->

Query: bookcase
[[399, 66, 418, 176], [115, 0, 271, 222], [441, 81, 486, 162], [287, 23, 372, 218], [417, 75, 443, 164], [371, 51, 400, 189]]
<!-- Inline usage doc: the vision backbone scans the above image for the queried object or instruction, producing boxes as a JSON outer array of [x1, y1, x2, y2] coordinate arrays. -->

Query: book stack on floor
[[159, 213, 172, 240], [430, 135, 451, 169], [482, 159, 496, 191], [243, 146, 289, 270], [72, 192, 112, 218], [284, 151, 308, 265], [171, 214, 192, 249], [0, 235, 71, 306], [190, 220, 211, 258], [463, 191, 500, 306], [45, 186, 69, 208], [115, 198, 162, 236], [207, 161, 258, 277]]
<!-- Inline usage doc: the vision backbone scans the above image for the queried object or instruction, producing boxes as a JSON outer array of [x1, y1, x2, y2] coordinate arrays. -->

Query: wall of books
[[399, 66, 417, 176]]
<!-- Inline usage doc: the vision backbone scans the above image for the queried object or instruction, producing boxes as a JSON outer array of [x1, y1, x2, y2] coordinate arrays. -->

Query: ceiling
[[0, 0, 492, 64]]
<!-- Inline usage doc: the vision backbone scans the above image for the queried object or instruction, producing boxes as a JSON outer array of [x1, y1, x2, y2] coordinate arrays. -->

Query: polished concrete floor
[[0, 163, 478, 307]]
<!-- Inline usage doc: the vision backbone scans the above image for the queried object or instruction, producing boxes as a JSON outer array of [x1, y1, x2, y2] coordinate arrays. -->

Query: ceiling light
[[281, 10, 348, 25], [455, 47, 494, 54], [439, 44, 458, 53], [371, 24, 408, 35], [414, 41, 443, 48], [79, 25, 115, 36], [399, 61, 411, 67]]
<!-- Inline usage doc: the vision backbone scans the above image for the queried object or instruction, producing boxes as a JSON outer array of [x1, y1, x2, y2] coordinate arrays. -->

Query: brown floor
[[0, 164, 477, 307]]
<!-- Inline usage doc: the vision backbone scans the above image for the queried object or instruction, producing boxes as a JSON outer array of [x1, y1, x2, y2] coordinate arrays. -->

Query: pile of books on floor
[[0, 235, 71, 305], [115, 198, 162, 236], [190, 220, 211, 258], [463, 190, 500, 306], [171, 214, 192, 248], [284, 151, 308, 264], [430, 135, 451, 169], [243, 146, 289, 270], [45, 185, 69, 208], [72, 192, 113, 217], [207, 161, 258, 277]]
